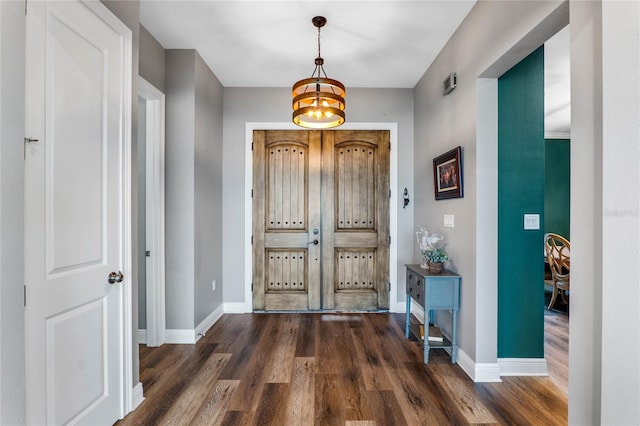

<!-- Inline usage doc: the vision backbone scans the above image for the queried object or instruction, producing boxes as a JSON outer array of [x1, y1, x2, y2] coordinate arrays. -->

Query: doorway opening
[[137, 77, 166, 347], [243, 122, 399, 312], [252, 129, 390, 311], [542, 25, 571, 394]]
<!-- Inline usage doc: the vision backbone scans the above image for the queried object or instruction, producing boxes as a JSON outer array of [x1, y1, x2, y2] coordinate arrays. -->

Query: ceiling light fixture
[[292, 16, 345, 129]]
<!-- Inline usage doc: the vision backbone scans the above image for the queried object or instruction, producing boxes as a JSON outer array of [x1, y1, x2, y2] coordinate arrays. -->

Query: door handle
[[108, 271, 124, 284], [309, 239, 319, 245]]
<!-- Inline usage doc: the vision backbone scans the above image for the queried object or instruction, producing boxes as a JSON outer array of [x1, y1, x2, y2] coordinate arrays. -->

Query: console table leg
[[451, 309, 458, 363], [424, 340, 430, 364], [405, 296, 411, 338]]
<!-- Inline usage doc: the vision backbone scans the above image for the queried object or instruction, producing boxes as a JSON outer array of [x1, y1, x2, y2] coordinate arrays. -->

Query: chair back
[[544, 233, 570, 287]]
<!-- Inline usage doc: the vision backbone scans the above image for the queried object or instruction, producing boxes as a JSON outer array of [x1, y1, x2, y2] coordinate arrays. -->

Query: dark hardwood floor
[[119, 313, 567, 425]]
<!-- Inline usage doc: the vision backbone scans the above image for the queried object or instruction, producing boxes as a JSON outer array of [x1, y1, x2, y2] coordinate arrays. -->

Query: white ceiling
[[140, 1, 570, 134], [140, 0, 476, 88]]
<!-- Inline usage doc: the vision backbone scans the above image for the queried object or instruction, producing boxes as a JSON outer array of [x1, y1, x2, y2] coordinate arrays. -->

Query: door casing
[[243, 122, 399, 312], [138, 76, 166, 347]]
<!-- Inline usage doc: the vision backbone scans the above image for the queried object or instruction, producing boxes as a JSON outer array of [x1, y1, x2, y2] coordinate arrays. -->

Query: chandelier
[[292, 16, 346, 129]]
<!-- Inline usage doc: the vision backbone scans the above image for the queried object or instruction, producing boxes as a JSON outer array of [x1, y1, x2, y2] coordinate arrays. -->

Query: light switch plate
[[444, 214, 454, 228], [524, 214, 540, 230]]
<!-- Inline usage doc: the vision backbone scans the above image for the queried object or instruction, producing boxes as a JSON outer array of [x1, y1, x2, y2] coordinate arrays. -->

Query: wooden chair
[[544, 233, 570, 310]]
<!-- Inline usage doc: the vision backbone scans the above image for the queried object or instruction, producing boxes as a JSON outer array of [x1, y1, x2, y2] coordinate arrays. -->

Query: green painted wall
[[498, 46, 545, 358], [544, 139, 570, 238]]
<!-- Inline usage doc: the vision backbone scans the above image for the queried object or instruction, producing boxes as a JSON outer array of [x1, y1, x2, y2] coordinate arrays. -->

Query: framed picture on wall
[[433, 146, 463, 200]]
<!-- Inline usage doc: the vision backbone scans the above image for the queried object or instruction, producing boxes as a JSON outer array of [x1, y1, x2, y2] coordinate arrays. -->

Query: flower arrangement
[[416, 226, 449, 273], [424, 247, 449, 263]]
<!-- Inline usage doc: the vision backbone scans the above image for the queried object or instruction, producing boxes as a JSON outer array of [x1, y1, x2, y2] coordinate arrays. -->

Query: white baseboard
[[131, 381, 144, 410], [137, 329, 147, 345], [474, 362, 502, 382], [455, 348, 475, 379], [165, 329, 197, 344], [410, 301, 425, 323], [223, 302, 251, 313], [498, 358, 548, 376], [407, 302, 501, 382], [456, 349, 502, 382], [164, 305, 225, 344], [393, 301, 406, 313], [195, 305, 224, 339]]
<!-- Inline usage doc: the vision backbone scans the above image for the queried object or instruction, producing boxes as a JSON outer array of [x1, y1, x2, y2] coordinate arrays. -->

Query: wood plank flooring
[[118, 313, 567, 425], [544, 308, 569, 395]]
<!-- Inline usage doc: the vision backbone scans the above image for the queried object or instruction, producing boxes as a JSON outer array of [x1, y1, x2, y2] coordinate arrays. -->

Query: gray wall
[[1, 1, 637, 423], [0, 1, 26, 423], [222, 88, 414, 308], [414, 0, 567, 367], [165, 50, 196, 329], [415, 0, 640, 423], [194, 53, 224, 325], [139, 25, 165, 93], [165, 49, 224, 329]]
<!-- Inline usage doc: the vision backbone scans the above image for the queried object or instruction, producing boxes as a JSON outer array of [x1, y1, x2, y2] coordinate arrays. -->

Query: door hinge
[[251, 235, 253, 245], [24, 137, 39, 160], [389, 282, 391, 292], [251, 189, 253, 198], [24, 285, 27, 307], [251, 142, 254, 151], [251, 283, 254, 291], [389, 189, 391, 199], [389, 236, 391, 246]]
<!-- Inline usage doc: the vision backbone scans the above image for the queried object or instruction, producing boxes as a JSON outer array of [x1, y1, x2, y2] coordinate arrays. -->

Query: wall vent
[[443, 72, 457, 95]]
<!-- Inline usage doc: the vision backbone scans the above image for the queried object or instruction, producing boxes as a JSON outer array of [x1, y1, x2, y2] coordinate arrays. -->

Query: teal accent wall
[[498, 46, 545, 358], [545, 139, 570, 238]]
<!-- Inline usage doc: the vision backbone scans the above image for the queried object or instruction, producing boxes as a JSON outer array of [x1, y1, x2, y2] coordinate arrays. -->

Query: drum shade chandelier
[[292, 16, 346, 129]]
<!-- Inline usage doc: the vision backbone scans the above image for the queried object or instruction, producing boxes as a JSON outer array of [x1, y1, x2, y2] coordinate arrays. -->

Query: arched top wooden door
[[322, 130, 390, 310], [253, 130, 322, 310], [253, 129, 389, 311]]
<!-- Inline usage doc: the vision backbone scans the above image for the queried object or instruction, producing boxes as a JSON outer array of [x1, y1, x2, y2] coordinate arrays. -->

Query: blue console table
[[405, 264, 461, 364]]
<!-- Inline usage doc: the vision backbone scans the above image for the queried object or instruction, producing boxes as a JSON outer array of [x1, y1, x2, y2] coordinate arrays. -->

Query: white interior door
[[24, 1, 132, 424]]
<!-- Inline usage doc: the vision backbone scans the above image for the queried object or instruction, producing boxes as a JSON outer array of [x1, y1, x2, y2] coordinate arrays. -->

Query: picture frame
[[433, 146, 463, 200]]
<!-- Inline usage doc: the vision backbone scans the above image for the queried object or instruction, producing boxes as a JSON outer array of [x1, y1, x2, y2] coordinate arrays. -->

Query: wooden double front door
[[253, 129, 390, 311]]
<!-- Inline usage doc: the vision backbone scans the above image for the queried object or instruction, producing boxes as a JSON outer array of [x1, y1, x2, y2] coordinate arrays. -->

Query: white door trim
[[243, 122, 398, 312], [137, 76, 166, 347], [82, 1, 135, 416]]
